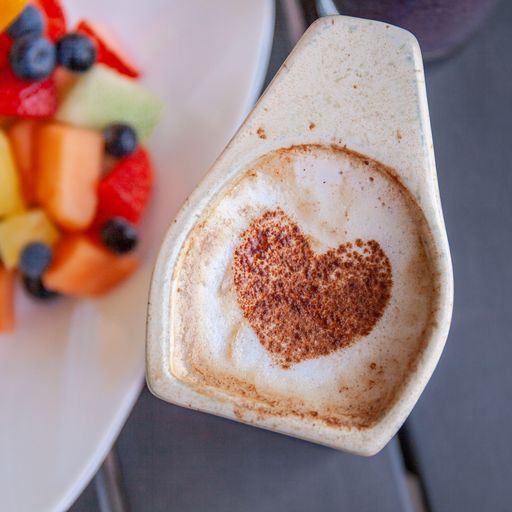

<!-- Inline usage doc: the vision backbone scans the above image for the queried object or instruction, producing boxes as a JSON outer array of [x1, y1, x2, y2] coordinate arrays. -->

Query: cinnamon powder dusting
[[233, 209, 392, 368], [256, 127, 267, 139]]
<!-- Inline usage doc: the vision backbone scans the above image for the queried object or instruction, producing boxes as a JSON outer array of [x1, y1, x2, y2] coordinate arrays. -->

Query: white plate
[[0, 1, 274, 510]]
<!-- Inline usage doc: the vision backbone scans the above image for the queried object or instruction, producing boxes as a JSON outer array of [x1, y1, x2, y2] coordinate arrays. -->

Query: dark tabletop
[[71, 1, 512, 510]]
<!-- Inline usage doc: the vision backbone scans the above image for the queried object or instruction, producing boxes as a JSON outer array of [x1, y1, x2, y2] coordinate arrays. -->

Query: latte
[[169, 144, 437, 429]]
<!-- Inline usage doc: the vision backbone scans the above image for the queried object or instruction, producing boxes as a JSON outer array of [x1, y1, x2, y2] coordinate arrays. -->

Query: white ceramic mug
[[146, 16, 453, 456]]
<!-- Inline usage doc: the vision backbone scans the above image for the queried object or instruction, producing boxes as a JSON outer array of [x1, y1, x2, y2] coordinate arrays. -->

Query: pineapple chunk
[[0, 209, 59, 269], [0, 130, 25, 217]]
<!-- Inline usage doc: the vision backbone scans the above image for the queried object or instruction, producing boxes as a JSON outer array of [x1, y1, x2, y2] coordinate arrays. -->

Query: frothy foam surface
[[170, 144, 437, 429]]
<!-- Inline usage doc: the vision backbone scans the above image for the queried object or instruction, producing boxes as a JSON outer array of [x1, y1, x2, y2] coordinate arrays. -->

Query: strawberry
[[76, 19, 141, 78], [94, 147, 153, 226], [0, 4, 61, 119], [33, 0, 66, 41], [0, 33, 12, 69], [0, 68, 57, 118]]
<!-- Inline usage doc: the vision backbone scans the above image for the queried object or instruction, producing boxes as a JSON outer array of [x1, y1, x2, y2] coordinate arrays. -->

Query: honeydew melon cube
[[56, 64, 163, 139]]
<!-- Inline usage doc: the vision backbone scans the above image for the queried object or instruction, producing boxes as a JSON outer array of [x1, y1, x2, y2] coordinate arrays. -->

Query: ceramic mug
[[146, 16, 453, 456]]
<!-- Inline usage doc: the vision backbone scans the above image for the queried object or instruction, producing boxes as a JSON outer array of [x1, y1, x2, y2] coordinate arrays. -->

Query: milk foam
[[170, 145, 436, 428]]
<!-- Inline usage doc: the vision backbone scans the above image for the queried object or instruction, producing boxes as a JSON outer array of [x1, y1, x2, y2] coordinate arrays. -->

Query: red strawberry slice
[[0, 33, 12, 69], [94, 147, 153, 226], [76, 19, 141, 78], [0, 68, 57, 118], [33, 0, 67, 41]]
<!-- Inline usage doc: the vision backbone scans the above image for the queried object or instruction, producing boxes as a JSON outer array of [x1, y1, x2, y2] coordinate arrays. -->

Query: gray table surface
[[71, 1, 511, 510], [405, 1, 512, 510]]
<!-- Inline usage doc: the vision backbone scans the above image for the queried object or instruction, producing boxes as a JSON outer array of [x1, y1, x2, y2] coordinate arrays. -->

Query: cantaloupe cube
[[8, 120, 38, 205], [0, 264, 16, 333], [0, 117, 13, 129], [53, 67, 78, 103], [43, 235, 138, 297], [0, 129, 25, 217], [36, 123, 103, 231], [0, 209, 59, 268]]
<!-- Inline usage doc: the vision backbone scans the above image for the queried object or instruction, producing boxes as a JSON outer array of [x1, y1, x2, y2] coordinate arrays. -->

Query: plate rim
[[51, 2, 275, 511]]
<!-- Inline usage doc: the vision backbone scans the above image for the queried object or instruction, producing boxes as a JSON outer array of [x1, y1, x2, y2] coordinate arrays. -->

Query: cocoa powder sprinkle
[[233, 209, 392, 368]]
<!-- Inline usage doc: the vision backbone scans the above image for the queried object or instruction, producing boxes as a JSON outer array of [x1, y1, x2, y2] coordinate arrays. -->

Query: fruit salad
[[0, 0, 162, 333]]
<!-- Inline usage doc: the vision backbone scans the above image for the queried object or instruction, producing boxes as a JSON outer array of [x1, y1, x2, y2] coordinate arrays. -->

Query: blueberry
[[7, 5, 44, 39], [22, 275, 59, 300], [103, 123, 138, 158], [10, 35, 56, 81], [19, 242, 53, 279], [56, 33, 96, 73], [101, 218, 138, 254]]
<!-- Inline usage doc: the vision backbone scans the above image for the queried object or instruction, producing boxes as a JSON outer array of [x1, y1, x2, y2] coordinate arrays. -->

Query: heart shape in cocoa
[[233, 209, 392, 368]]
